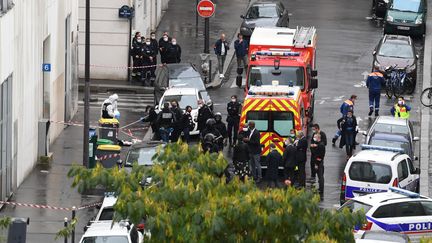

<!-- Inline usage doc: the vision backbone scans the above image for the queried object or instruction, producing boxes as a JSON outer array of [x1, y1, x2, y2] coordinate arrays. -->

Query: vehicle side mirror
[[240, 15, 245, 19], [413, 136, 419, 142], [311, 70, 318, 77], [372, 50, 377, 55], [415, 167, 420, 174], [309, 78, 318, 89], [155, 105, 159, 110]]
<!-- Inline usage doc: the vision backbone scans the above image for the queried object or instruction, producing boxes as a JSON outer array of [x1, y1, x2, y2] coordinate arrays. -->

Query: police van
[[340, 145, 420, 205], [339, 187, 432, 241]]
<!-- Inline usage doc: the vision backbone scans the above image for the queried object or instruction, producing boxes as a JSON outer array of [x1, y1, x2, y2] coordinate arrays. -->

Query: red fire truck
[[243, 26, 318, 121]]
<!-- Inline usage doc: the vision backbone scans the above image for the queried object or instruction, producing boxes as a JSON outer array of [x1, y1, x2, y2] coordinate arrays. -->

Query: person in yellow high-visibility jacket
[[390, 97, 411, 119]]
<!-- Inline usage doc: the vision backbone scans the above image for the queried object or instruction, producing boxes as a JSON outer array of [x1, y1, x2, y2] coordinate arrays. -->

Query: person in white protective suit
[[101, 94, 120, 119]]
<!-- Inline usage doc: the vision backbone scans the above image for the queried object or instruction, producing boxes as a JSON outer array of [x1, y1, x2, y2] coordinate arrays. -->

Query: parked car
[[80, 221, 143, 243], [153, 63, 210, 105], [372, 35, 418, 85], [123, 141, 164, 168], [240, 0, 289, 39], [384, 0, 426, 36], [339, 187, 431, 241], [363, 116, 418, 160], [359, 231, 410, 243], [372, 0, 390, 17]]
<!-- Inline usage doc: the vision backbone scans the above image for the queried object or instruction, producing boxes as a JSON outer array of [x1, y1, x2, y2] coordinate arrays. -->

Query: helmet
[[206, 118, 216, 127], [214, 112, 222, 121]]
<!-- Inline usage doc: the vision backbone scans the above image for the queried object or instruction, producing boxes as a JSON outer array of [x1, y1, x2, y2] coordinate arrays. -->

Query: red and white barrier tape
[[96, 153, 120, 161], [0, 201, 102, 211], [50, 120, 149, 132]]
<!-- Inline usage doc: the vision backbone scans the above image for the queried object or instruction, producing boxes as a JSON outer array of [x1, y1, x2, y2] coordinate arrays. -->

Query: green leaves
[[68, 141, 364, 242]]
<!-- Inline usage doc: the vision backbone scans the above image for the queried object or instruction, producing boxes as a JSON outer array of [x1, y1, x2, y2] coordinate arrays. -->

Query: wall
[[78, 0, 169, 80], [0, 0, 79, 189]]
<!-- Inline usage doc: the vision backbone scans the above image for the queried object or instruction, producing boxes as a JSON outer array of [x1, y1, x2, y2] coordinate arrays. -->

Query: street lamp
[[83, 0, 90, 168]]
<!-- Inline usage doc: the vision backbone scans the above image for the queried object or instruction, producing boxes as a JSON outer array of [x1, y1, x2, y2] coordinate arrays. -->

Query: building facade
[[0, 0, 79, 201], [78, 0, 170, 80]]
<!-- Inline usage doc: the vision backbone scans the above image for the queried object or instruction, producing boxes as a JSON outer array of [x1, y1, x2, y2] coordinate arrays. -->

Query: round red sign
[[197, 0, 215, 18]]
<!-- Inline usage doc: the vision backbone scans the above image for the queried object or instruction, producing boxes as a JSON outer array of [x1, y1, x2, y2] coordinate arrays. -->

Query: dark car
[[372, 35, 418, 84], [372, 0, 389, 17], [240, 1, 289, 39], [153, 63, 210, 105], [384, 0, 427, 36], [367, 132, 415, 160], [123, 141, 164, 168]]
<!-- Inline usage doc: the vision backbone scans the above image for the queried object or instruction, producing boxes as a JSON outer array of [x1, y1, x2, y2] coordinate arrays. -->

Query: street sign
[[119, 5, 134, 19], [42, 63, 51, 72], [197, 0, 215, 18]]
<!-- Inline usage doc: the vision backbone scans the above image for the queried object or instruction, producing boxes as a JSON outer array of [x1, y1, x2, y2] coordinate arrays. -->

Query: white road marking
[[230, 78, 246, 88], [354, 81, 367, 88], [319, 100, 325, 105]]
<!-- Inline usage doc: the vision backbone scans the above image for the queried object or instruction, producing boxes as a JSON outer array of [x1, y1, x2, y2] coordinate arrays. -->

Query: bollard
[[64, 217, 68, 243], [71, 206, 76, 243], [7, 217, 29, 243], [209, 60, 212, 83]]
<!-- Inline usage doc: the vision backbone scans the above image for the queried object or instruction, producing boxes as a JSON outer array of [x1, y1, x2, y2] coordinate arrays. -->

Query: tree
[[68, 141, 364, 242]]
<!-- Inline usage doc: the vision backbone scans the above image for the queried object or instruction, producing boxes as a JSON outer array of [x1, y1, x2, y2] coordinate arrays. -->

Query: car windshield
[[169, 77, 205, 90], [82, 236, 129, 243], [162, 94, 197, 109], [248, 66, 304, 88], [369, 139, 410, 154], [126, 147, 157, 166], [378, 42, 413, 59], [373, 123, 409, 135], [339, 200, 372, 214], [246, 111, 294, 137], [247, 5, 278, 18], [391, 0, 422, 12], [98, 207, 114, 220], [349, 161, 392, 184]]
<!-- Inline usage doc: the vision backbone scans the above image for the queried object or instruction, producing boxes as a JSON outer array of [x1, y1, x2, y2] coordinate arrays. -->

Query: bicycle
[[421, 87, 432, 107], [384, 65, 415, 99]]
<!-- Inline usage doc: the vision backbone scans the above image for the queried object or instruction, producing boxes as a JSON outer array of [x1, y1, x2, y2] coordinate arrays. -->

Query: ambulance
[[244, 26, 318, 121], [239, 84, 305, 166]]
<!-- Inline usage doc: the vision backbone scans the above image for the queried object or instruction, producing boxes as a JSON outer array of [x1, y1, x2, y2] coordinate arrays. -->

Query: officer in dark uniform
[[197, 99, 214, 134], [226, 95, 241, 147], [158, 32, 171, 63], [131, 36, 144, 78], [141, 38, 155, 85], [165, 38, 181, 64], [180, 105, 194, 143], [214, 112, 228, 150], [149, 32, 159, 78], [156, 103, 176, 142], [170, 101, 183, 142]]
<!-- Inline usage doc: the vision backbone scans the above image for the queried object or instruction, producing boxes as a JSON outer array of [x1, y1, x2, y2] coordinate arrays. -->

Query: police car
[[340, 145, 420, 205], [339, 187, 432, 241], [79, 221, 143, 243], [157, 87, 211, 135]]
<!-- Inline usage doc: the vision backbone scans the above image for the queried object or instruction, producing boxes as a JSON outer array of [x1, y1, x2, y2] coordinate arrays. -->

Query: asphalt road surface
[[209, 0, 424, 208]]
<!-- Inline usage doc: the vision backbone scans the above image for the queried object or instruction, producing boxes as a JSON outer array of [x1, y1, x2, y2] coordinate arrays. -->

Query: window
[[391, 0, 422, 12], [246, 111, 295, 136], [0, 0, 12, 13], [246, 111, 269, 131], [373, 204, 396, 218], [246, 4, 278, 19], [397, 161, 409, 181], [373, 124, 409, 135], [406, 158, 416, 174], [338, 200, 372, 214], [273, 112, 294, 137], [98, 207, 115, 220], [248, 66, 305, 89], [421, 201, 432, 215], [396, 201, 425, 217], [162, 95, 197, 109], [348, 162, 392, 184]]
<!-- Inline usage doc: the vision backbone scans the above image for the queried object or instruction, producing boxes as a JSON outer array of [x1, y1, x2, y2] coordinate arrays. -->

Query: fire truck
[[242, 26, 318, 121], [239, 84, 305, 165]]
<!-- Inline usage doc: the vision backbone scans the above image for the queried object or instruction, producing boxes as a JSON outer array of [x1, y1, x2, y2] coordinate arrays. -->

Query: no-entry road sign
[[197, 0, 215, 18]]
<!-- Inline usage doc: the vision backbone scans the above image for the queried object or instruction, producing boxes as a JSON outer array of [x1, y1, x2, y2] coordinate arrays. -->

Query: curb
[[419, 2, 432, 196]]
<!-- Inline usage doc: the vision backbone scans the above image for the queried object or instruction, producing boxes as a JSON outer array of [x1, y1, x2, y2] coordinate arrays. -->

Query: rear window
[[339, 200, 372, 214], [246, 111, 295, 136], [373, 123, 409, 135], [349, 161, 392, 184], [98, 207, 115, 220]]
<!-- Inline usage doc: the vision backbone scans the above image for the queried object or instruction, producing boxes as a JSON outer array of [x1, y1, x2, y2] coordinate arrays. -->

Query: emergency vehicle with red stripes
[[245, 26, 318, 121], [239, 84, 304, 167]]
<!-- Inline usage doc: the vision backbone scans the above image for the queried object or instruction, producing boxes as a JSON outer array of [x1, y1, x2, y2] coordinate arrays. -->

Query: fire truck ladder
[[293, 27, 316, 48]]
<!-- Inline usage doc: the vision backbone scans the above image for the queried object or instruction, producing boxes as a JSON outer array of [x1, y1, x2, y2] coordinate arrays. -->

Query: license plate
[[397, 26, 410, 30]]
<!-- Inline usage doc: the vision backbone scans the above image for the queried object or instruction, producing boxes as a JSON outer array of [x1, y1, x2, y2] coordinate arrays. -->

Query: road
[[209, 0, 423, 208]]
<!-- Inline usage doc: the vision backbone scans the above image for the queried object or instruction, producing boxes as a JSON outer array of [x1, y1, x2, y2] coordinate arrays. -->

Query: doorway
[[0, 75, 13, 202]]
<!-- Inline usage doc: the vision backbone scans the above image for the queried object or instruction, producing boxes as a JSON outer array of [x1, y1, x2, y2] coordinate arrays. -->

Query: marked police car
[[80, 221, 143, 243], [340, 145, 420, 205], [339, 187, 432, 241]]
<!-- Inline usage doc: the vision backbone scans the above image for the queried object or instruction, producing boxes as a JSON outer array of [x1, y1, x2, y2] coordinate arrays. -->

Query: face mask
[[242, 127, 248, 132], [137, 39, 142, 43], [198, 104, 203, 108], [313, 138, 318, 142], [231, 99, 236, 102], [163, 37, 168, 41], [151, 35, 155, 39], [146, 42, 151, 45], [172, 42, 177, 45], [312, 130, 316, 134], [187, 109, 192, 113], [398, 101, 404, 105]]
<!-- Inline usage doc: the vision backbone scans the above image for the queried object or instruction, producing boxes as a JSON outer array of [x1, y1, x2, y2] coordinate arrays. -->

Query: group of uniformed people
[[131, 31, 181, 84]]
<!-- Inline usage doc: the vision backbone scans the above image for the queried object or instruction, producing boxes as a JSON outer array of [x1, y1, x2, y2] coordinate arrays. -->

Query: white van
[[340, 145, 420, 205]]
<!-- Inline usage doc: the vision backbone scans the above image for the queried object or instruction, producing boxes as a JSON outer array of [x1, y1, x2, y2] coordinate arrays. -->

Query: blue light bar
[[360, 144, 404, 153], [104, 192, 116, 197], [255, 51, 301, 57], [389, 187, 420, 198]]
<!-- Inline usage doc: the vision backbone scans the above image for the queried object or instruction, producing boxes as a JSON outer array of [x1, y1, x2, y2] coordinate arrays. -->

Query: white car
[[339, 187, 432, 241], [80, 221, 143, 243], [340, 145, 420, 205], [157, 87, 211, 135]]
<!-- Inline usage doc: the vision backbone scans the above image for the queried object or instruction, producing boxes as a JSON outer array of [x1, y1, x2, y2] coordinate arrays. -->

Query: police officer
[[366, 71, 385, 116], [197, 99, 214, 134], [214, 112, 228, 150], [101, 94, 119, 119], [156, 103, 176, 142], [165, 38, 181, 64], [227, 95, 241, 147], [170, 101, 183, 142], [159, 32, 171, 63], [149, 32, 159, 78], [332, 95, 357, 145], [201, 118, 222, 153], [180, 105, 194, 143], [131, 35, 144, 78], [391, 97, 411, 119], [142, 38, 156, 84]]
